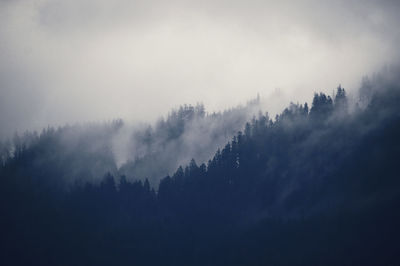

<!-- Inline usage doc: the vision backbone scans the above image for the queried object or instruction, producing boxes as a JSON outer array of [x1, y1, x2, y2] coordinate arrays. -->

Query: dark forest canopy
[[1, 66, 400, 265]]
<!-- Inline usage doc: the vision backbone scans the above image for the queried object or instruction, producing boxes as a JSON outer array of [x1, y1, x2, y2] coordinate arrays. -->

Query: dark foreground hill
[[1, 68, 400, 265]]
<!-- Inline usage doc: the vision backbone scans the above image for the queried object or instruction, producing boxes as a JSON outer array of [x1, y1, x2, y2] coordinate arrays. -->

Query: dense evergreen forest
[[0, 98, 261, 187], [1, 67, 400, 265]]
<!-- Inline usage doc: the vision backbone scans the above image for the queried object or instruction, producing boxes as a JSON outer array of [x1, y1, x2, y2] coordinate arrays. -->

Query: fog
[[1, 0, 400, 138]]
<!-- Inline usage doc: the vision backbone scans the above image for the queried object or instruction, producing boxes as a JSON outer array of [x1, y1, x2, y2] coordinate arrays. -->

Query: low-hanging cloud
[[1, 0, 400, 138]]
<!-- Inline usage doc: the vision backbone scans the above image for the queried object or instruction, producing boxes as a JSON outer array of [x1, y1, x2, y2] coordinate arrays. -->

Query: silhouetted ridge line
[[1, 67, 400, 265]]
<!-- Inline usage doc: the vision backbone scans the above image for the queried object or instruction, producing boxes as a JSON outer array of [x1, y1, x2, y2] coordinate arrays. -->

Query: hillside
[[1, 67, 400, 265]]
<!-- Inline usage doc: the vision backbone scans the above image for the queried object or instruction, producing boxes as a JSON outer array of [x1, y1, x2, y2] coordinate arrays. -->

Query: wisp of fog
[[1, 0, 400, 138]]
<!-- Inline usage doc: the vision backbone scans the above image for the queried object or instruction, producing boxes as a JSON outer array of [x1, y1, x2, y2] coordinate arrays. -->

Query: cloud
[[1, 0, 399, 138]]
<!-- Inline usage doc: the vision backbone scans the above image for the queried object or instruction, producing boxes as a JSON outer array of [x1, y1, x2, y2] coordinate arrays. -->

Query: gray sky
[[1, 0, 400, 138]]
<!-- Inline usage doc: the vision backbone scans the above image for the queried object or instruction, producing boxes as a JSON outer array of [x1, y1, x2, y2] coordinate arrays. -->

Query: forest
[[1, 67, 400, 265]]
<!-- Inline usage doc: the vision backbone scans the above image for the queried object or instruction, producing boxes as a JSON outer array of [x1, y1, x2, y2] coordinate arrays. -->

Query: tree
[[334, 85, 348, 114], [310, 92, 333, 121]]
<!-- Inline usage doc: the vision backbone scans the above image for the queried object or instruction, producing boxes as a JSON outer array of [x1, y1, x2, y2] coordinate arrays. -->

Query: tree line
[[1, 71, 400, 265]]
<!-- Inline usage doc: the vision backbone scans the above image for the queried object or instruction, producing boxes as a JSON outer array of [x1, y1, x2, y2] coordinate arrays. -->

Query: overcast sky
[[1, 0, 399, 138]]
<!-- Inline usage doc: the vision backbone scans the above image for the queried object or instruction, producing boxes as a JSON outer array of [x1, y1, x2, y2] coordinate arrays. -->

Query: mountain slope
[[1, 67, 400, 265]]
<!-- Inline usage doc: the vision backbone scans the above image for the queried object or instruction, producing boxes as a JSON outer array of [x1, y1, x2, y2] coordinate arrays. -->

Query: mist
[[115, 99, 262, 185], [2, 1, 400, 264], [1, 0, 400, 138]]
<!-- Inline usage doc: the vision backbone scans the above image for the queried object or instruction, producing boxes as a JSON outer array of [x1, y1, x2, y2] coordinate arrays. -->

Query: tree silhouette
[[1, 80, 400, 266]]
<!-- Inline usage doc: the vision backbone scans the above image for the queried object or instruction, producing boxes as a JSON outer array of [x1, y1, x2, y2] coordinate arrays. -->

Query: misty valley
[[1, 66, 400, 266]]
